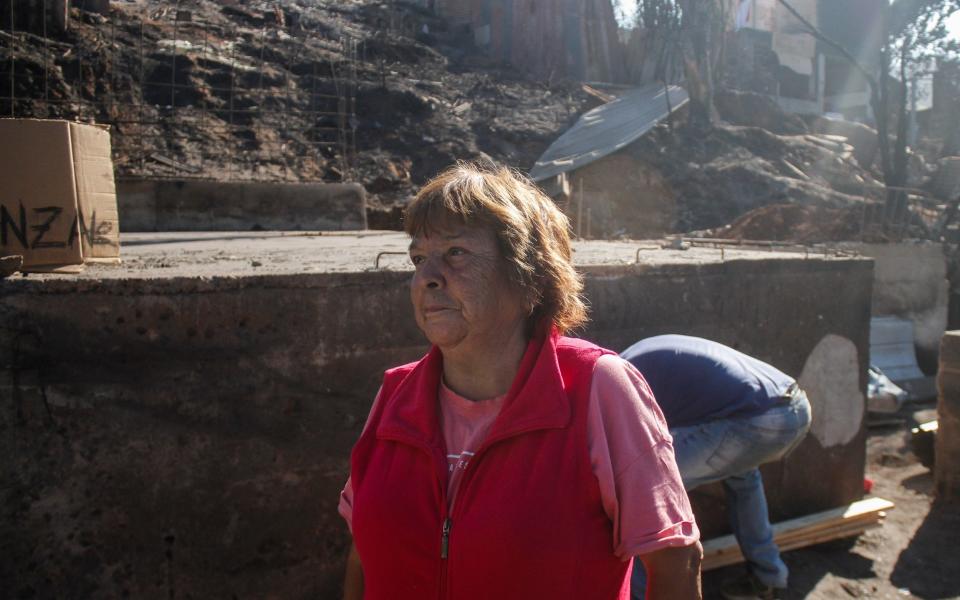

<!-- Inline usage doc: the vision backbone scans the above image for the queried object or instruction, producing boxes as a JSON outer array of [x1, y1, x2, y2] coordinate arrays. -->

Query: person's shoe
[[719, 572, 784, 600]]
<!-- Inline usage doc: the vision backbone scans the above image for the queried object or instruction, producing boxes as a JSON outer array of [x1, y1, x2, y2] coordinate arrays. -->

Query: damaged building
[[720, 0, 886, 119], [426, 0, 625, 81], [624, 0, 885, 119]]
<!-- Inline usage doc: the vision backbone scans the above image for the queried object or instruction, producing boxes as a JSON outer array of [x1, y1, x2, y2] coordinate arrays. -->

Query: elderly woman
[[339, 163, 701, 600]]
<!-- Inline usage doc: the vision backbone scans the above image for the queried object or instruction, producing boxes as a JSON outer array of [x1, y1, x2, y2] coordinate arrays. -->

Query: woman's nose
[[415, 257, 444, 289]]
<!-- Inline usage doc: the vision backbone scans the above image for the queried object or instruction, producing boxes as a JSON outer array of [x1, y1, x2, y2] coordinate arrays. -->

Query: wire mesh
[[0, 0, 357, 183]]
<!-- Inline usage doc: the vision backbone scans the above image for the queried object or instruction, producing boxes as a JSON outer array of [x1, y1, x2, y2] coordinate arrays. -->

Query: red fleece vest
[[350, 332, 631, 600]]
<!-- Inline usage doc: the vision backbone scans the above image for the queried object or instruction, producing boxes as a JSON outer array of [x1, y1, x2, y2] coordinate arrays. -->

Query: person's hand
[[343, 542, 364, 600], [639, 542, 703, 599]]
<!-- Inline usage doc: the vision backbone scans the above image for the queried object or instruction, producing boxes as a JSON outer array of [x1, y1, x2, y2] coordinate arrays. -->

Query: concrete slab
[[855, 241, 948, 374], [10, 231, 859, 280]]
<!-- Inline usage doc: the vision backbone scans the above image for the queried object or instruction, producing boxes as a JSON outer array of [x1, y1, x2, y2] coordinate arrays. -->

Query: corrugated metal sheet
[[528, 83, 689, 182]]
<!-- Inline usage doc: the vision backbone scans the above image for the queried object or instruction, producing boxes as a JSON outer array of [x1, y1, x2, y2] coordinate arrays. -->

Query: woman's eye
[[448, 247, 466, 257], [410, 255, 424, 265]]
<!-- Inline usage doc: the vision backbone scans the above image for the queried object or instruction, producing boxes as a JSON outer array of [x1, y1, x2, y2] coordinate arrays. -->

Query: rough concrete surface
[[799, 334, 864, 448], [117, 180, 368, 232], [8, 231, 865, 278], [1, 233, 874, 599], [857, 242, 949, 374]]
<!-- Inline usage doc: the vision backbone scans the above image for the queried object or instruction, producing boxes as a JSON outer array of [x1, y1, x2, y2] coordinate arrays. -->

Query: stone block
[[117, 179, 367, 232]]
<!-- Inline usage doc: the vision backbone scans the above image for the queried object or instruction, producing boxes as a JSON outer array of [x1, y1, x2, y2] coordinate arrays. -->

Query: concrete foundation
[[117, 180, 368, 232], [856, 242, 949, 375], [0, 234, 873, 598], [937, 331, 960, 501]]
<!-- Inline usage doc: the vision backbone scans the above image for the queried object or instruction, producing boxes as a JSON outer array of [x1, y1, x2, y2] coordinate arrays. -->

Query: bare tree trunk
[[873, 43, 893, 184], [888, 38, 912, 222], [680, 0, 717, 133]]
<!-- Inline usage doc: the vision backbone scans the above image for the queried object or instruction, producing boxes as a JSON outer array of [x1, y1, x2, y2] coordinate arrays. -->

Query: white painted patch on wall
[[798, 334, 864, 448]]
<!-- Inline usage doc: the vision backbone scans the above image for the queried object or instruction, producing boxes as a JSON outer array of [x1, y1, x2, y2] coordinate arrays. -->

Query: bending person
[[339, 163, 702, 600], [621, 335, 812, 600]]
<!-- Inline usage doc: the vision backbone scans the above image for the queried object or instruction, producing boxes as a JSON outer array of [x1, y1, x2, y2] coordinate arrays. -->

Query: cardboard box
[[0, 119, 120, 272]]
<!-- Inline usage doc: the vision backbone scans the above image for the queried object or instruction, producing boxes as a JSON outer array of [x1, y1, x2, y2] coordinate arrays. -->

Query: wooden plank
[[702, 505, 888, 560], [703, 504, 883, 557], [704, 521, 881, 570], [778, 521, 881, 551], [702, 497, 894, 571], [770, 512, 884, 546], [703, 505, 890, 569]]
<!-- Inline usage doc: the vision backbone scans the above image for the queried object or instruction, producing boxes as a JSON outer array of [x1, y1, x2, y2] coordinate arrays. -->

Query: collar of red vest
[[375, 330, 572, 450]]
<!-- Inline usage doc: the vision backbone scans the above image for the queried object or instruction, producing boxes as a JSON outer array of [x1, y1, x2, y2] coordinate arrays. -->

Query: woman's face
[[409, 222, 528, 353]]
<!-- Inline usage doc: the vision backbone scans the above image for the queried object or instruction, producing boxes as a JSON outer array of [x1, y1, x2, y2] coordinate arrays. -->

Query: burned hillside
[[1, 0, 953, 241], [1, 0, 595, 212]]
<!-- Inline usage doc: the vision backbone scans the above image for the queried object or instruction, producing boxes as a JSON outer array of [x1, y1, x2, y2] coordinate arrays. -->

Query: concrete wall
[[118, 179, 368, 232], [857, 242, 949, 374], [0, 257, 873, 598], [567, 155, 677, 239]]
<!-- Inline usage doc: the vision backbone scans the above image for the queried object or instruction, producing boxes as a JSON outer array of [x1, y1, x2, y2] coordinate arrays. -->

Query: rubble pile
[[619, 114, 885, 235], [710, 203, 866, 243]]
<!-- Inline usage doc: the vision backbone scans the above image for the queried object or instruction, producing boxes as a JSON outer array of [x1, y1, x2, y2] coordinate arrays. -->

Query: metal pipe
[[374, 251, 407, 269]]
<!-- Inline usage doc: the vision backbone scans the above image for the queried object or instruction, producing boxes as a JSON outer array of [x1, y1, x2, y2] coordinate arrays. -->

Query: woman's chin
[[421, 327, 467, 350]]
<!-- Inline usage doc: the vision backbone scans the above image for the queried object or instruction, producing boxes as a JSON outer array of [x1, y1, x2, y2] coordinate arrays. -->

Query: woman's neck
[[440, 328, 529, 401]]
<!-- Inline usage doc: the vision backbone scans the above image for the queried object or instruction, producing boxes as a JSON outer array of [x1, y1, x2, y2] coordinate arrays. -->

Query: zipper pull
[[440, 517, 452, 559]]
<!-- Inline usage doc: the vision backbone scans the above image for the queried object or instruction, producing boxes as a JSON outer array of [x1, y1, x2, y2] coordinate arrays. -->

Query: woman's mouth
[[424, 305, 454, 315]]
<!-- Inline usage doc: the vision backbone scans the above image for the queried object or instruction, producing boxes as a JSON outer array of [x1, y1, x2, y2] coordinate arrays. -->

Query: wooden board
[[702, 497, 895, 571]]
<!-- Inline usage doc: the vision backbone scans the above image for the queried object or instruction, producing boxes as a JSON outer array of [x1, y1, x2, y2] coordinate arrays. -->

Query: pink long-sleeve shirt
[[339, 354, 699, 559]]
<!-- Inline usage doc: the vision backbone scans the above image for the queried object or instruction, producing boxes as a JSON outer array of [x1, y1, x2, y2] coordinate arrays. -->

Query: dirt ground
[[703, 401, 960, 600]]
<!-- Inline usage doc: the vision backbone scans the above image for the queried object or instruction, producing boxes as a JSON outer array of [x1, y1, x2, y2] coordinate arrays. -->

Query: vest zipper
[[440, 517, 452, 558], [438, 515, 452, 599]]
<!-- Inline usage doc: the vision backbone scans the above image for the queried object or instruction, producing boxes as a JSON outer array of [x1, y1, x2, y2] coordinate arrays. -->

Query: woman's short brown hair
[[404, 161, 588, 334]]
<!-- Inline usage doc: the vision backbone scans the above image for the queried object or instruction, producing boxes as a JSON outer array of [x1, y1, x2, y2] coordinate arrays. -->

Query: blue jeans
[[631, 390, 812, 598]]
